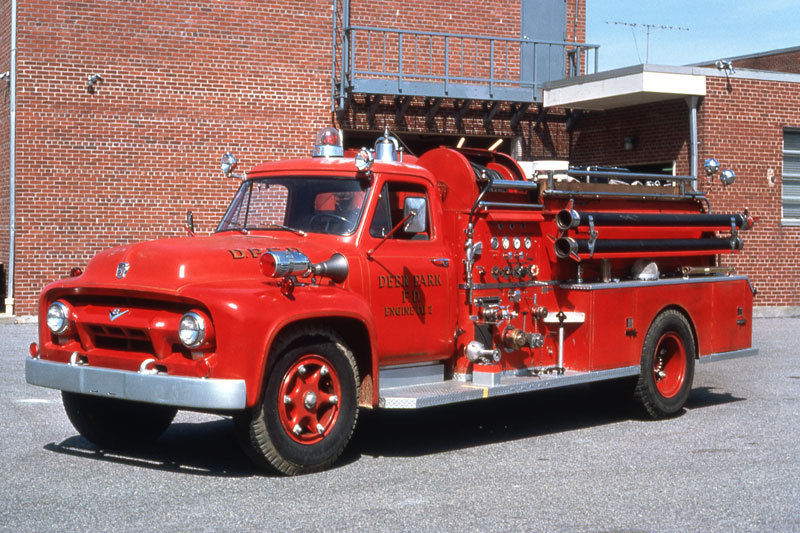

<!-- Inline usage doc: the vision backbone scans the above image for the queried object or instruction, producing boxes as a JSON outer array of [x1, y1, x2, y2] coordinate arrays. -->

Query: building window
[[784, 130, 800, 225]]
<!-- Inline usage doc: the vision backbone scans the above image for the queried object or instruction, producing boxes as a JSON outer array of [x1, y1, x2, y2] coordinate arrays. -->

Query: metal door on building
[[521, 0, 567, 87]]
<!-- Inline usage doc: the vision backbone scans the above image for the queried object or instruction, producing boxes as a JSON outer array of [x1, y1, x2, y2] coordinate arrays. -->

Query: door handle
[[430, 258, 449, 267]]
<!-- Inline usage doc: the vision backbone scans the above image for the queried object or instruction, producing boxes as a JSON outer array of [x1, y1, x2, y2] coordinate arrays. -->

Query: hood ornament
[[116, 262, 130, 279], [109, 308, 129, 321]]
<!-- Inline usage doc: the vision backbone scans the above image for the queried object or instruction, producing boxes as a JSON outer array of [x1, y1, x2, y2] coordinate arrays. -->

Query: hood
[[70, 233, 343, 294]]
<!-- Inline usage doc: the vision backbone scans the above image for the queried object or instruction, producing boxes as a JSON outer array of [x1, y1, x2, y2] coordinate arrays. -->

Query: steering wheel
[[309, 213, 351, 233]]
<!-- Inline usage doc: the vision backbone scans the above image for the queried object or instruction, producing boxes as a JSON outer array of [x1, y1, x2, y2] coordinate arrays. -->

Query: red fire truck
[[26, 128, 757, 475]]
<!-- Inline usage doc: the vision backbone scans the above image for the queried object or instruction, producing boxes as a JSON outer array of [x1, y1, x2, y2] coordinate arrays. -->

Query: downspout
[[688, 95, 699, 191], [574, 0, 578, 43], [5, 0, 16, 316]]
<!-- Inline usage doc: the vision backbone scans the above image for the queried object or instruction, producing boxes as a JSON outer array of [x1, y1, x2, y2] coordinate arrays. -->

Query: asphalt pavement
[[1, 319, 798, 532]]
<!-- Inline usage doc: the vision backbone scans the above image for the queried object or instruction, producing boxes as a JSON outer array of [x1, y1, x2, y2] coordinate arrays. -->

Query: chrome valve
[[481, 305, 518, 323]]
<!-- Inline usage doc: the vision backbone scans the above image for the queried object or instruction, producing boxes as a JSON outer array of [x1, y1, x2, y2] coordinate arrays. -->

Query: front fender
[[179, 282, 378, 408]]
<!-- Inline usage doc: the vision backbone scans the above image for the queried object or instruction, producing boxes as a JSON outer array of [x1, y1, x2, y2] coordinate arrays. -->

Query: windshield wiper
[[226, 222, 249, 235], [263, 223, 307, 237]]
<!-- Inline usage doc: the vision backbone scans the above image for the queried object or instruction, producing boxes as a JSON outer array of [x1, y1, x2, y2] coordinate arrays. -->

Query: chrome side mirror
[[403, 196, 427, 234]]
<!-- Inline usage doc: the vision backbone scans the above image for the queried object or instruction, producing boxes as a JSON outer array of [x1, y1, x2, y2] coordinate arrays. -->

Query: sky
[[586, 0, 799, 71]]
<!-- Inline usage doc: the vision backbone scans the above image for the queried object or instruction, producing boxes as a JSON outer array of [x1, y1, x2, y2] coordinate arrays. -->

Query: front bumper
[[26, 357, 246, 410]]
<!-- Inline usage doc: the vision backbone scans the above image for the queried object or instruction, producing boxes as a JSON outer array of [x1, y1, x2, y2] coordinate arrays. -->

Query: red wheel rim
[[652, 332, 687, 398], [278, 354, 342, 445]]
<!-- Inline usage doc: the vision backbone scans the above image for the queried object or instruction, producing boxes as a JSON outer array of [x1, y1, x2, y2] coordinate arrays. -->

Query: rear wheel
[[237, 326, 359, 475], [634, 310, 696, 418], [62, 392, 177, 448]]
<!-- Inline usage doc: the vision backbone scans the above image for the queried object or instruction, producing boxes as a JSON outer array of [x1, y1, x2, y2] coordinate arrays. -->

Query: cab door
[[364, 177, 452, 365]]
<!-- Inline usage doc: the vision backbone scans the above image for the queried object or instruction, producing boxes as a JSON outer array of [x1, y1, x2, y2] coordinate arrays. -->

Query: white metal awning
[[542, 65, 706, 110]]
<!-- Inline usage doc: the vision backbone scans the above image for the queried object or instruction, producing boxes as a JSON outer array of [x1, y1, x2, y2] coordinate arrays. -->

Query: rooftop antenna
[[606, 21, 689, 64]]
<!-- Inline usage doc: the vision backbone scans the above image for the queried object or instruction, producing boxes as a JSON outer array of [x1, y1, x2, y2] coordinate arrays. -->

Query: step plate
[[379, 366, 640, 409]]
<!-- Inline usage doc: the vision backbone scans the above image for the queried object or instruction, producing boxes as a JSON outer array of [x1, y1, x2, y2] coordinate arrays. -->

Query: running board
[[699, 347, 758, 364], [379, 366, 640, 409]]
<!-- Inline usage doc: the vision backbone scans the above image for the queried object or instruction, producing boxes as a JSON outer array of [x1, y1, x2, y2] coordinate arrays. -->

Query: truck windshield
[[216, 177, 370, 236]]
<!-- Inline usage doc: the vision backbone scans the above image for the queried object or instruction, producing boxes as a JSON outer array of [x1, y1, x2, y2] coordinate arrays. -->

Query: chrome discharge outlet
[[466, 341, 501, 365], [503, 327, 545, 351]]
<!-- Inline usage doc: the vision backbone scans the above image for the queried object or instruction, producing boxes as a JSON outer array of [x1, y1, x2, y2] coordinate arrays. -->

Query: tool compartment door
[[708, 278, 754, 354], [590, 288, 639, 370]]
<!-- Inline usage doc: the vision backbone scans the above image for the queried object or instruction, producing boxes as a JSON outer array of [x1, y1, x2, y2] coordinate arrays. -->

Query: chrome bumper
[[25, 357, 247, 410]]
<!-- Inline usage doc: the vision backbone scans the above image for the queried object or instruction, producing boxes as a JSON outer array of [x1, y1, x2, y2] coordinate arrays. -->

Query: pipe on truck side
[[555, 209, 753, 232], [554, 236, 744, 259]]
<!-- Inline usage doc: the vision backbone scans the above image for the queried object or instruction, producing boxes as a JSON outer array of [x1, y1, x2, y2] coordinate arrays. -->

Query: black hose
[[556, 210, 751, 230], [554, 236, 743, 258]]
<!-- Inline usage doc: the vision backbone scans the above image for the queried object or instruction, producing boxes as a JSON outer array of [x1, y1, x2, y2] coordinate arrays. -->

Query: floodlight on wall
[[0, 71, 9, 86], [715, 60, 735, 75], [87, 74, 104, 94], [624, 136, 638, 151]]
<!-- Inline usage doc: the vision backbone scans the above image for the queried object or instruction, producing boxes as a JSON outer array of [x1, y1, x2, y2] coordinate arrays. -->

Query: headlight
[[46, 301, 70, 335], [178, 312, 206, 348]]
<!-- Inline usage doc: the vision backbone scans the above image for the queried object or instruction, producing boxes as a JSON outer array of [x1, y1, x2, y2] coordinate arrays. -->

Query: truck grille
[[86, 324, 155, 355]]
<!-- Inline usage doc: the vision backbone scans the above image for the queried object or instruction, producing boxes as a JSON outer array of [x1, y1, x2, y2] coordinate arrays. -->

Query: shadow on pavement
[[346, 383, 745, 461], [43, 383, 746, 475], [685, 386, 745, 410], [45, 417, 259, 478]]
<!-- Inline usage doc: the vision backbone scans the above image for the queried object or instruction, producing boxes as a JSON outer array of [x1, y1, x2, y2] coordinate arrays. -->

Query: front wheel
[[62, 392, 177, 448], [634, 310, 696, 418], [237, 327, 359, 475]]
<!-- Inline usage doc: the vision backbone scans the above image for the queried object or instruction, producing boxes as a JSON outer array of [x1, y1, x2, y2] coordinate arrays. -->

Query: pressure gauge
[[491, 237, 499, 250], [524, 237, 532, 249], [513, 236, 521, 250], [502, 237, 510, 250]]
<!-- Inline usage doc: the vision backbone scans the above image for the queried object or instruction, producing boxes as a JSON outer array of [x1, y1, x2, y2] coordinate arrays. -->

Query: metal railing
[[333, 8, 599, 111]]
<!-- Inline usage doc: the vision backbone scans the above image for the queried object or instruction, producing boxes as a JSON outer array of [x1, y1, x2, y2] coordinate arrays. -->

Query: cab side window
[[369, 182, 430, 240]]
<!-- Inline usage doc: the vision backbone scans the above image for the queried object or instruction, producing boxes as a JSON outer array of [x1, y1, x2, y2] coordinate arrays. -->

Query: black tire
[[634, 309, 696, 418], [236, 326, 359, 475], [62, 391, 177, 448]]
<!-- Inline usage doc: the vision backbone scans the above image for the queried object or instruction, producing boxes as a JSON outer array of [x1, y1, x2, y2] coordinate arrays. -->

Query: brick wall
[[0, 0, 10, 311], [696, 48, 800, 75], [6, 0, 580, 316], [701, 75, 800, 307], [566, 0, 587, 74], [4, 1, 796, 313], [569, 99, 691, 172], [12, 0, 335, 315], [344, 1, 523, 92], [565, 75, 800, 308]]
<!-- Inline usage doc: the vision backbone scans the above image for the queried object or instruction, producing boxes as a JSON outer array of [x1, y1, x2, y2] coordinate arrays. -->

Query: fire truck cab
[[26, 128, 757, 475]]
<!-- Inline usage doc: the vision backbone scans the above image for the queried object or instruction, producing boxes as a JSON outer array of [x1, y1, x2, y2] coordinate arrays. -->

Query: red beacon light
[[312, 127, 344, 157]]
